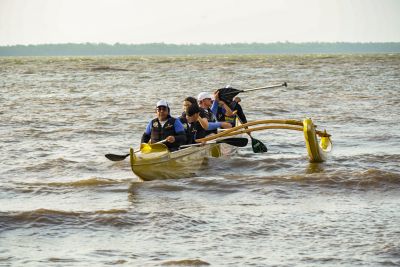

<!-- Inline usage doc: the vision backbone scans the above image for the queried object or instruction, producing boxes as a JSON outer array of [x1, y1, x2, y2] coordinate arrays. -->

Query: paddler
[[197, 92, 232, 134], [141, 100, 186, 151], [183, 104, 208, 144], [216, 96, 248, 127]]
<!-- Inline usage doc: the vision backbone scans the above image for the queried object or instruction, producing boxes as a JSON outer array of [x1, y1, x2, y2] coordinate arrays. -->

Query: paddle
[[235, 115, 268, 153], [105, 139, 167, 161], [105, 152, 130, 161], [249, 133, 268, 153], [217, 82, 287, 104], [180, 137, 248, 148], [195, 119, 303, 143]]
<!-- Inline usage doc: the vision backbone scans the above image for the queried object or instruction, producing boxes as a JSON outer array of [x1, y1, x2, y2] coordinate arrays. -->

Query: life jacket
[[200, 108, 217, 122], [187, 121, 206, 144], [216, 106, 236, 125], [218, 102, 247, 127], [179, 115, 192, 145], [150, 116, 178, 148], [200, 108, 218, 135], [179, 115, 206, 144]]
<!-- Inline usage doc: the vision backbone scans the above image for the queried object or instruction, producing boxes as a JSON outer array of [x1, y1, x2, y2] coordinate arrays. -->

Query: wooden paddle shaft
[[196, 119, 303, 142], [242, 82, 287, 92]]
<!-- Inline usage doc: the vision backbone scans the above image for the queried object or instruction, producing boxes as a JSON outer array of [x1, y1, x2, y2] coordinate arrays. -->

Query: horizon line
[[2, 41, 400, 47]]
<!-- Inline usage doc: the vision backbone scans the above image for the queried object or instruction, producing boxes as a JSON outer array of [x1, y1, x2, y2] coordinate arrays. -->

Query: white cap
[[197, 92, 214, 101], [156, 99, 169, 107]]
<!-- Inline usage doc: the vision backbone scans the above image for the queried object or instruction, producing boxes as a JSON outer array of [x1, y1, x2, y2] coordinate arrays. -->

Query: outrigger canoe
[[129, 118, 332, 181]]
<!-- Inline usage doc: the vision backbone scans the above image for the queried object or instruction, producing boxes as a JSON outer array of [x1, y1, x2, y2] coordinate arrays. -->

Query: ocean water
[[1, 54, 400, 266]]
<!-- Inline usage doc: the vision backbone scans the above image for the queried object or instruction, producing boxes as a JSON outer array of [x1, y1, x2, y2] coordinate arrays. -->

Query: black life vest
[[200, 108, 216, 122], [200, 108, 218, 135], [179, 115, 206, 144], [150, 116, 177, 147], [216, 106, 236, 125], [179, 115, 192, 145]]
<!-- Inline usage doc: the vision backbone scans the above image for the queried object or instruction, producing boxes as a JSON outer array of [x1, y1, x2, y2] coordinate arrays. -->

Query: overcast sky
[[0, 0, 399, 45]]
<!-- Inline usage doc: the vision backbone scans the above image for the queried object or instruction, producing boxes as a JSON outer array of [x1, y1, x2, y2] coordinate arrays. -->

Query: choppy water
[[1, 54, 400, 266]]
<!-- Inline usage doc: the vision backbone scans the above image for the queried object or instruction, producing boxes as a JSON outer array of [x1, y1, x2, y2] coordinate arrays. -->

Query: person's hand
[[166, 136, 175, 143], [221, 122, 232, 129], [233, 96, 241, 103], [186, 113, 199, 123]]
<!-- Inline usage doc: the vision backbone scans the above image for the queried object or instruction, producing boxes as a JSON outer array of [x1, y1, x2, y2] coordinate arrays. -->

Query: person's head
[[197, 92, 213, 108], [186, 104, 200, 123], [182, 96, 198, 112], [156, 99, 169, 121]]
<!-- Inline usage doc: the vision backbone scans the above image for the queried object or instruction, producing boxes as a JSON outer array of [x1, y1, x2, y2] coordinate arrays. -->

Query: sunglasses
[[157, 106, 168, 111]]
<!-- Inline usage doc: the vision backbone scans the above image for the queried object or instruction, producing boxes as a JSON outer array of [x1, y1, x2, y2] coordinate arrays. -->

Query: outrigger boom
[[196, 118, 332, 163]]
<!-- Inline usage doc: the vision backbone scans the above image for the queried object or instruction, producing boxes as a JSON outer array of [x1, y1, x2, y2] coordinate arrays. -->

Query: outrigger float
[[129, 118, 332, 181]]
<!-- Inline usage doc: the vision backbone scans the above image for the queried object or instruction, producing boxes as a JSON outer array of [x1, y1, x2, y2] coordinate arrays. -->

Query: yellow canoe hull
[[130, 143, 228, 181]]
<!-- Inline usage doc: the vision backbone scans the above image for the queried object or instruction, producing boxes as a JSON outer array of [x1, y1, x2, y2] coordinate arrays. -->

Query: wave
[[24, 157, 78, 172], [90, 66, 129, 71], [133, 168, 400, 194], [0, 207, 208, 231], [0, 208, 132, 231], [2, 178, 131, 195], [250, 168, 400, 190], [37, 177, 126, 187], [161, 259, 210, 266]]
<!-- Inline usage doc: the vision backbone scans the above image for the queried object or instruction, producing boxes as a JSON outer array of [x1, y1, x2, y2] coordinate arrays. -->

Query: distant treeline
[[1, 42, 400, 56]]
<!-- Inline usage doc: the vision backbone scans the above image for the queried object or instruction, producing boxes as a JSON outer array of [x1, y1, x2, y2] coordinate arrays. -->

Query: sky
[[0, 0, 399, 45]]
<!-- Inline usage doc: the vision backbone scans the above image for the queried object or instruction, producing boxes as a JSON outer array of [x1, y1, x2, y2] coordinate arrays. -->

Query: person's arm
[[207, 121, 222, 130], [210, 99, 219, 116], [141, 121, 152, 143], [236, 104, 247, 123], [197, 116, 209, 130], [220, 101, 233, 116]]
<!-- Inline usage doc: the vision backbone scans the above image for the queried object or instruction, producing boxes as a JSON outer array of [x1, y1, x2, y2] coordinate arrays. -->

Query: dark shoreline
[[1, 42, 400, 56]]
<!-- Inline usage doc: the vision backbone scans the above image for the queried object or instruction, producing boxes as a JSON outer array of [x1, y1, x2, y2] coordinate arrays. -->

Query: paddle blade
[[105, 153, 130, 161], [217, 137, 248, 147], [251, 137, 268, 153], [140, 143, 169, 153], [217, 87, 243, 104]]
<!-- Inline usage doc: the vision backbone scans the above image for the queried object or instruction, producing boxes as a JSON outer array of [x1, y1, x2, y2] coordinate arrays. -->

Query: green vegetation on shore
[[1, 42, 400, 56]]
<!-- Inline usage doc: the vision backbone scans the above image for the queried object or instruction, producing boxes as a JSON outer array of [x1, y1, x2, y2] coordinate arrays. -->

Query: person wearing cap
[[197, 92, 217, 123], [197, 92, 232, 134], [141, 100, 186, 151]]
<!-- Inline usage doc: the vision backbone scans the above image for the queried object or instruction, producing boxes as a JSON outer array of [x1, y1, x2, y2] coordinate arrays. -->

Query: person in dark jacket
[[141, 100, 186, 151], [182, 104, 208, 144], [218, 96, 248, 126]]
